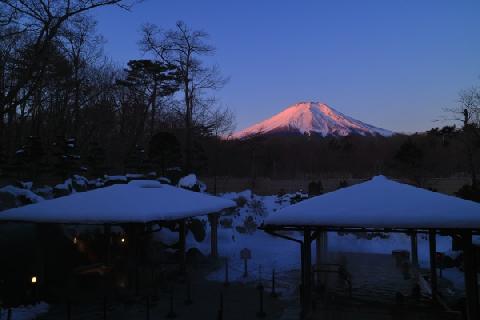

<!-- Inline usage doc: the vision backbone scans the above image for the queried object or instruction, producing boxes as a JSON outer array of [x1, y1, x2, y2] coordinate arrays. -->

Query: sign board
[[240, 248, 251, 260]]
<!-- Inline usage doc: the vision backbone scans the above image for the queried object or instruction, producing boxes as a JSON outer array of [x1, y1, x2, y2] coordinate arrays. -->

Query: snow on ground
[[0, 302, 49, 320]]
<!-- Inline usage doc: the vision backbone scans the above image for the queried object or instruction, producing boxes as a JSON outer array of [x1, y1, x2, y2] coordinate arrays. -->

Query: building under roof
[[261, 176, 480, 320], [0, 180, 236, 296]]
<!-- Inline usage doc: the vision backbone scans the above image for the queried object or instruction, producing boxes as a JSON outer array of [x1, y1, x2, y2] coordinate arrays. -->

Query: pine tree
[[148, 132, 182, 176], [51, 136, 81, 180], [87, 142, 108, 178], [125, 145, 147, 174]]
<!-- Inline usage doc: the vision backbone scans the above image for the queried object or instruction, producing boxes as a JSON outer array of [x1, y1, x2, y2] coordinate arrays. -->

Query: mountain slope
[[232, 101, 393, 139]]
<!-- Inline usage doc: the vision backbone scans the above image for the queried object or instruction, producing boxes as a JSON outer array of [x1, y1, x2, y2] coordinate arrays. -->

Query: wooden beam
[[463, 230, 479, 320], [428, 229, 438, 300]]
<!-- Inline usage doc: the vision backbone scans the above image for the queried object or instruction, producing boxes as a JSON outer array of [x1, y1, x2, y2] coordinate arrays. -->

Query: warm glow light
[[31, 276, 37, 284], [73, 237, 77, 244], [121, 237, 125, 243]]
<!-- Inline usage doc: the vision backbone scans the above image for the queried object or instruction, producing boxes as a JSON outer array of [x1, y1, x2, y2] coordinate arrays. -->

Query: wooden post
[[179, 219, 186, 274], [315, 232, 322, 268], [410, 230, 418, 268], [134, 225, 141, 296], [463, 230, 479, 320], [315, 231, 328, 288], [428, 229, 438, 300], [224, 258, 229, 287], [104, 224, 111, 267], [125, 224, 139, 293], [303, 228, 312, 318], [35, 224, 46, 300], [209, 214, 219, 258], [299, 240, 305, 319]]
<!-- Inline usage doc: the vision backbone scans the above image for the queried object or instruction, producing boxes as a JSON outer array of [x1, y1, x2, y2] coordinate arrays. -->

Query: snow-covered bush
[[33, 186, 54, 199], [289, 192, 308, 204], [53, 179, 73, 197], [248, 198, 266, 216], [234, 196, 248, 207], [234, 216, 257, 235], [72, 175, 88, 191], [178, 174, 207, 192]]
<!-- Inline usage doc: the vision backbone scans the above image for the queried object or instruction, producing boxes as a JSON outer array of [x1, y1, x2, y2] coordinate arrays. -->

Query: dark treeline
[[209, 130, 468, 181], [0, 1, 479, 201], [0, 1, 233, 185]]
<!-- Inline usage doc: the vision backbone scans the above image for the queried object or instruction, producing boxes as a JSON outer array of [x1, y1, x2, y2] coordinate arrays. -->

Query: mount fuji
[[232, 101, 393, 139]]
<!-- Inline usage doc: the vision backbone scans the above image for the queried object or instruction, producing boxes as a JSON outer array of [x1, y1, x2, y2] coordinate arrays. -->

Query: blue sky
[[93, 0, 480, 133]]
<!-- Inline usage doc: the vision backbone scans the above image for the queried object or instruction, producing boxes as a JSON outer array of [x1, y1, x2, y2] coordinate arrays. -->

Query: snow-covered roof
[[264, 176, 480, 230], [0, 180, 235, 224]]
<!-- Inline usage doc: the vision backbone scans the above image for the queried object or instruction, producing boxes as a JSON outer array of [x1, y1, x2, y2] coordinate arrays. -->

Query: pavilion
[[0, 180, 235, 297], [261, 175, 480, 320]]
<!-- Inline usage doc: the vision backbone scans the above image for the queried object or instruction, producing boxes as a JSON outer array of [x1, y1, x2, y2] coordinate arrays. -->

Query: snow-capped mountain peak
[[232, 101, 393, 139]]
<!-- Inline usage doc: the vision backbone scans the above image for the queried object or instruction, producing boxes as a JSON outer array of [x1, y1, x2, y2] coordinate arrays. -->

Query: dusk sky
[[94, 0, 480, 133]]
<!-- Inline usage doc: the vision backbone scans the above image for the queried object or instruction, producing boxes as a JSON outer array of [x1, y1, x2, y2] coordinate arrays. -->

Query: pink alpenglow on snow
[[232, 101, 393, 139], [0, 180, 236, 224], [264, 176, 480, 229]]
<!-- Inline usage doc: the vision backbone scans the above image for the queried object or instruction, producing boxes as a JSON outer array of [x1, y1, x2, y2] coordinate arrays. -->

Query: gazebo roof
[[0, 180, 236, 224], [264, 176, 480, 230]]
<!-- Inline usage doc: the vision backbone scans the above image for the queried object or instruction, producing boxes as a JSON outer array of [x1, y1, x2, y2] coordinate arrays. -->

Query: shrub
[[235, 196, 248, 207], [248, 199, 266, 216]]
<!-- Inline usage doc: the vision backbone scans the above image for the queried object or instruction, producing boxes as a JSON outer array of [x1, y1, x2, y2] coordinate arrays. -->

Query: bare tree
[[446, 87, 480, 188], [0, 0, 134, 120], [141, 21, 227, 172]]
